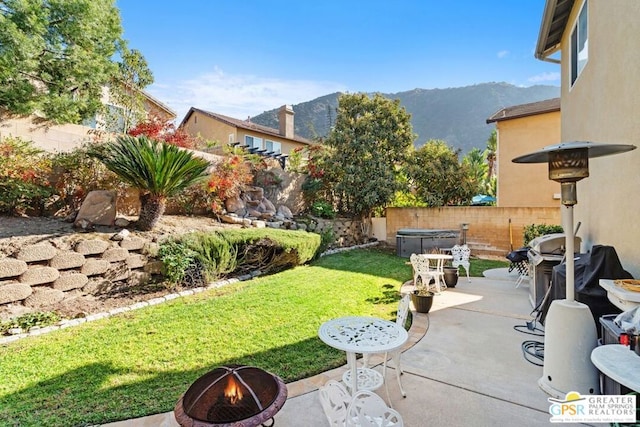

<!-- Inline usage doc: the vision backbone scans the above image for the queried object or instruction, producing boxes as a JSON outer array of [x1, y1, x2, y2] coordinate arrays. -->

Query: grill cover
[[539, 245, 632, 331]]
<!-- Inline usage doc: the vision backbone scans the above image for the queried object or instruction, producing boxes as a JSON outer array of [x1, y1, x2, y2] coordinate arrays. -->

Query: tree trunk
[[137, 193, 166, 231]]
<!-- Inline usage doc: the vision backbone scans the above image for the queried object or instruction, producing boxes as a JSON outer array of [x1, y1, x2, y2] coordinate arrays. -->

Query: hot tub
[[395, 228, 460, 258]]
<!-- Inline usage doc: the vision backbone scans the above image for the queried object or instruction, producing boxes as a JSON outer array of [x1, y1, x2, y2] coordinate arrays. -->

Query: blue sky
[[115, 0, 560, 122]]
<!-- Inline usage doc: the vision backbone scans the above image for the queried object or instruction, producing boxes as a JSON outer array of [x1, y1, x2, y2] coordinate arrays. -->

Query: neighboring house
[[536, 0, 640, 276], [486, 98, 561, 207], [179, 105, 314, 158], [0, 88, 176, 153]]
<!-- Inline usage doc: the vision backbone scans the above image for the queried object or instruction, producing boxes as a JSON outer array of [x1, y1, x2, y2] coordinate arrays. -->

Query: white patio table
[[318, 316, 409, 395], [421, 253, 453, 293]]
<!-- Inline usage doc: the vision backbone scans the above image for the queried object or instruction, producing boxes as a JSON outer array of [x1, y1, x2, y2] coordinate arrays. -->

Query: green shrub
[[181, 232, 238, 278], [158, 229, 321, 286], [157, 241, 200, 286], [311, 200, 336, 219], [315, 228, 336, 258], [0, 311, 61, 334], [0, 136, 54, 215], [523, 224, 564, 245]]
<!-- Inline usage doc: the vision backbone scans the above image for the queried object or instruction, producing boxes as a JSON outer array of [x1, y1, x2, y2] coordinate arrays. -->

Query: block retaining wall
[[0, 235, 163, 316]]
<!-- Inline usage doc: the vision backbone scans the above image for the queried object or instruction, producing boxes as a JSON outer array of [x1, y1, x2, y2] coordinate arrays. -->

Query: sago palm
[[90, 135, 210, 230]]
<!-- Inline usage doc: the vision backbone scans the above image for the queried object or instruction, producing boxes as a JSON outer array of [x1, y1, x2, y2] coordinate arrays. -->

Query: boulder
[[247, 187, 264, 200], [262, 198, 276, 213], [74, 190, 117, 227], [277, 205, 294, 219], [225, 196, 245, 214]]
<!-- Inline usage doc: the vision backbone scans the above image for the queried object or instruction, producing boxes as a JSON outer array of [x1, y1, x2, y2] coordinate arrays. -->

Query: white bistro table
[[421, 253, 453, 293], [318, 316, 409, 394]]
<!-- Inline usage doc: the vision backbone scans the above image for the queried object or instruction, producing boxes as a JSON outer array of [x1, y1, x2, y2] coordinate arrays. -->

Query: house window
[[570, 0, 588, 86], [245, 135, 263, 149], [265, 140, 281, 154], [228, 134, 234, 144]]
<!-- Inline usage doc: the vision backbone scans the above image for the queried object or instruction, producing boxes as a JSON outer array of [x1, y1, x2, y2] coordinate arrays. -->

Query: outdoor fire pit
[[174, 365, 288, 427]]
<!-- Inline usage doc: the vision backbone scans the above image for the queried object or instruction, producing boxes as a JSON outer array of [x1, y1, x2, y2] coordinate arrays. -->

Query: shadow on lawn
[[0, 337, 342, 426]]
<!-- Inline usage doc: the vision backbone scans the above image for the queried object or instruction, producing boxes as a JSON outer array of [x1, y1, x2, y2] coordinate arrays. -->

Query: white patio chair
[[345, 390, 404, 427], [319, 380, 351, 427], [451, 244, 471, 282], [362, 293, 411, 397], [409, 253, 442, 293]]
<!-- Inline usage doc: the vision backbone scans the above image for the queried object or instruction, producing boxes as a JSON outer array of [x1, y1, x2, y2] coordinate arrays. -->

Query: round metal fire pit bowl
[[174, 365, 288, 427]]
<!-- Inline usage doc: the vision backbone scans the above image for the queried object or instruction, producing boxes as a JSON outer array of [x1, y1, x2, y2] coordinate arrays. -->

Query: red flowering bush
[[128, 114, 197, 149], [206, 153, 254, 214]]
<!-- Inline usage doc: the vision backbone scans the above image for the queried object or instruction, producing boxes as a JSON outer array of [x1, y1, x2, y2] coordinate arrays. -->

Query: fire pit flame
[[225, 374, 244, 405]]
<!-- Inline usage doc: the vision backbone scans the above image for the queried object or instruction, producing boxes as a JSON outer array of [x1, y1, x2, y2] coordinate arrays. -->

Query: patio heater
[[461, 223, 469, 245], [512, 141, 636, 398]]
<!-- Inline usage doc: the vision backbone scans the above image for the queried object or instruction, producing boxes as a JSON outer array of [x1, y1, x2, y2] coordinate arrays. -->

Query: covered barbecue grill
[[527, 233, 581, 309], [539, 245, 631, 332]]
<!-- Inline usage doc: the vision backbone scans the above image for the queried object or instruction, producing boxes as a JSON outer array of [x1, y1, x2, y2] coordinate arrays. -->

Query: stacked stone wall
[[0, 236, 162, 312]]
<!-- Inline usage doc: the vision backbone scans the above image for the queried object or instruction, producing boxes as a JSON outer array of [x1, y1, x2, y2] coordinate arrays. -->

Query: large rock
[[247, 187, 264, 201], [277, 205, 294, 220], [225, 196, 245, 215], [75, 190, 117, 227]]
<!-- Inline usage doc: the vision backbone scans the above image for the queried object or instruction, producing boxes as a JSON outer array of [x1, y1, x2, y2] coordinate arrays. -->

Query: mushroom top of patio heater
[[512, 141, 636, 184], [512, 141, 636, 164]]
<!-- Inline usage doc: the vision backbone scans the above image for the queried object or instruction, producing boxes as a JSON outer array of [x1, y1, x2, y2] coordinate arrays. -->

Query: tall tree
[[485, 129, 497, 178], [462, 147, 487, 196], [407, 139, 476, 206], [323, 93, 415, 219], [0, 0, 125, 124], [104, 47, 154, 133]]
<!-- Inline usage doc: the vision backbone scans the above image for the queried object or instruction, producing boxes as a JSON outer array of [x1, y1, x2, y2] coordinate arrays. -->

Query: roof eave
[[535, 0, 573, 63]]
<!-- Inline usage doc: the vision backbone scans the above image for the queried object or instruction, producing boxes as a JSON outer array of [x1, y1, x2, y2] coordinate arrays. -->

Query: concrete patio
[[103, 269, 608, 426]]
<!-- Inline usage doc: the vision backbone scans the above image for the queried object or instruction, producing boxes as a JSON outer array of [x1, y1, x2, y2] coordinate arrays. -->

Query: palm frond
[[89, 135, 210, 197]]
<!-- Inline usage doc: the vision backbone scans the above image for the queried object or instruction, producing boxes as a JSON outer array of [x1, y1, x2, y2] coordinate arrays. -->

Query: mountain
[[250, 82, 560, 155]]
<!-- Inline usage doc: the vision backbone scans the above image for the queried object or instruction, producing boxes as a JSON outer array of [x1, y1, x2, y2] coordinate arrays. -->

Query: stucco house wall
[[179, 106, 313, 156], [490, 107, 561, 207], [543, 0, 640, 277], [0, 88, 176, 153]]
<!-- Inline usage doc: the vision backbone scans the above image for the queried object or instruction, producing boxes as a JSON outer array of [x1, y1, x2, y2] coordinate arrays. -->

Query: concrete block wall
[[386, 206, 561, 257], [0, 236, 160, 311]]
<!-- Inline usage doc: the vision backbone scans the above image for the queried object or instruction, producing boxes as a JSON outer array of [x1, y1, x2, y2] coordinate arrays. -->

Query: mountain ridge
[[250, 82, 560, 155]]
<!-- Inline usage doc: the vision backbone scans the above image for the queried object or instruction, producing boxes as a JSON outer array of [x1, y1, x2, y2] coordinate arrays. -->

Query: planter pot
[[443, 266, 459, 288], [411, 291, 434, 313]]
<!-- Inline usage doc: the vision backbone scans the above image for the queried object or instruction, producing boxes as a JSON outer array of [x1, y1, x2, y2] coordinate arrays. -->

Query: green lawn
[[0, 248, 509, 426]]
